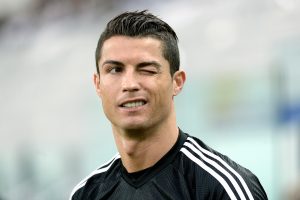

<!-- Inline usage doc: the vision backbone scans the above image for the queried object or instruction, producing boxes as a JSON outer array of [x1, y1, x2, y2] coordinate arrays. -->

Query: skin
[[94, 36, 186, 172]]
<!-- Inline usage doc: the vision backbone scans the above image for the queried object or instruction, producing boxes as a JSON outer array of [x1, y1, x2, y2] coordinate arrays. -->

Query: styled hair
[[95, 10, 180, 76]]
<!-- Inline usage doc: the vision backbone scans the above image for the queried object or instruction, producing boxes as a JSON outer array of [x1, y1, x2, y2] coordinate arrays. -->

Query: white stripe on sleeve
[[187, 137, 254, 200], [69, 154, 121, 200], [181, 148, 238, 200]]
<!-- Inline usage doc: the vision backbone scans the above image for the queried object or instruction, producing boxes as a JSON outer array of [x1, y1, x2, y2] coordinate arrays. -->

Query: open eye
[[108, 66, 123, 74]]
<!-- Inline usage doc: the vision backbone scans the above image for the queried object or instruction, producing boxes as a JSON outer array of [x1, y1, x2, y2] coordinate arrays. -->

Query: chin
[[122, 124, 147, 131], [119, 121, 151, 132]]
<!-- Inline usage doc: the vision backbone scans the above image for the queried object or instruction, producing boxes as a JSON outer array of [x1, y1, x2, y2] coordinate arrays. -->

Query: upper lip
[[118, 97, 147, 107]]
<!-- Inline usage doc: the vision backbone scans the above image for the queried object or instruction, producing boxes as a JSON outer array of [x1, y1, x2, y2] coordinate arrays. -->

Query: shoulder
[[69, 154, 121, 200], [179, 134, 268, 200]]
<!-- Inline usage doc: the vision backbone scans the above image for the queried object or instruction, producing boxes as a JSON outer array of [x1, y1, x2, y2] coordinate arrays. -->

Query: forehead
[[99, 36, 165, 63], [103, 35, 163, 48]]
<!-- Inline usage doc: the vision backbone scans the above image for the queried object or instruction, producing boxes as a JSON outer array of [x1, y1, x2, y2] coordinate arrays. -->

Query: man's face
[[94, 36, 182, 132]]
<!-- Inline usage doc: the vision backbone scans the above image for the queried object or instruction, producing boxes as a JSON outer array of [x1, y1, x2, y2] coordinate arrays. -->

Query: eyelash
[[107, 66, 122, 73], [105, 66, 158, 75], [141, 69, 157, 74]]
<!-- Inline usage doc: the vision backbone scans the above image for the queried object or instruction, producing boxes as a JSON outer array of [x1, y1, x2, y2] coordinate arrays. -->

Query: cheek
[[100, 78, 117, 96], [154, 82, 174, 104], [100, 90, 116, 120], [101, 89, 115, 105], [99, 84, 116, 107]]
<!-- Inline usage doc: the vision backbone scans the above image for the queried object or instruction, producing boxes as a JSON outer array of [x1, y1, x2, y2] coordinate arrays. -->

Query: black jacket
[[70, 130, 268, 200]]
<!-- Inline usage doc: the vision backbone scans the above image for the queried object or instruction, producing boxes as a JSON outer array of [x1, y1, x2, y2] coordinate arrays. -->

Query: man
[[70, 10, 268, 200]]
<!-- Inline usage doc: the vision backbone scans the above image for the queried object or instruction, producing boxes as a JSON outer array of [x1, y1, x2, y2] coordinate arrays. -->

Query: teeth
[[123, 101, 145, 108]]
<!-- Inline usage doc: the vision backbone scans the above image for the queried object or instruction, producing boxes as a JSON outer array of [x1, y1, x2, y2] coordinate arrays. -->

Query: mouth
[[120, 100, 147, 108]]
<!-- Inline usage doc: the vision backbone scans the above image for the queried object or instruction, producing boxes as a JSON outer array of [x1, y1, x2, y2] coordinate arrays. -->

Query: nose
[[121, 69, 140, 92]]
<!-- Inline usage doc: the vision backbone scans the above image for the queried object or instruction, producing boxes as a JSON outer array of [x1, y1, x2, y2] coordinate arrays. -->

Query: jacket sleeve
[[247, 173, 268, 200]]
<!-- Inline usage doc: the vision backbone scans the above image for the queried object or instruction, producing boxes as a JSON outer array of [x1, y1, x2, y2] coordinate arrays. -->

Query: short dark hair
[[95, 10, 180, 76]]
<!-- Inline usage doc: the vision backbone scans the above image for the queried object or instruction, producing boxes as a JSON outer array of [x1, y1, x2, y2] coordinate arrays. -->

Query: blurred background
[[0, 0, 299, 199]]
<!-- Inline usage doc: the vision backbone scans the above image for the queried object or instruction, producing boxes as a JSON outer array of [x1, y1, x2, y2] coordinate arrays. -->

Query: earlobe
[[173, 70, 186, 96]]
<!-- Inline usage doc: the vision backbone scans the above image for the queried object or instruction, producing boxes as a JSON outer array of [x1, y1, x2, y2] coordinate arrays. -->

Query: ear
[[172, 70, 186, 96], [93, 73, 101, 97]]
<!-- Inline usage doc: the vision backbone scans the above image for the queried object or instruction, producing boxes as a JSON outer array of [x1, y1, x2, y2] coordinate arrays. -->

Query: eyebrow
[[101, 60, 161, 69], [101, 60, 124, 67], [137, 61, 162, 69]]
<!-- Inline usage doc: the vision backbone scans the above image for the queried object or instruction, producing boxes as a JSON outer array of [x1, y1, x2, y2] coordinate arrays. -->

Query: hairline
[[96, 35, 173, 75]]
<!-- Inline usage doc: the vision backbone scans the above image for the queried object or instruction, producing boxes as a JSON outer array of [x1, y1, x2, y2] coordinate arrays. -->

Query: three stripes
[[181, 137, 254, 200], [70, 137, 254, 200]]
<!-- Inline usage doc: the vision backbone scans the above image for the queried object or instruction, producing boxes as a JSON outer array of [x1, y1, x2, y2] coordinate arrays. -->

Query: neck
[[112, 112, 179, 173]]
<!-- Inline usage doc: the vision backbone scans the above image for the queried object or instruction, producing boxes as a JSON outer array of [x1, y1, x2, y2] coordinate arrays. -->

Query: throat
[[112, 126, 180, 173], [119, 137, 161, 173]]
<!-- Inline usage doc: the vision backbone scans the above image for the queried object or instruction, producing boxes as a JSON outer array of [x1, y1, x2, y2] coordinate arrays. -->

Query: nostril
[[122, 82, 140, 92], [123, 87, 140, 92]]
